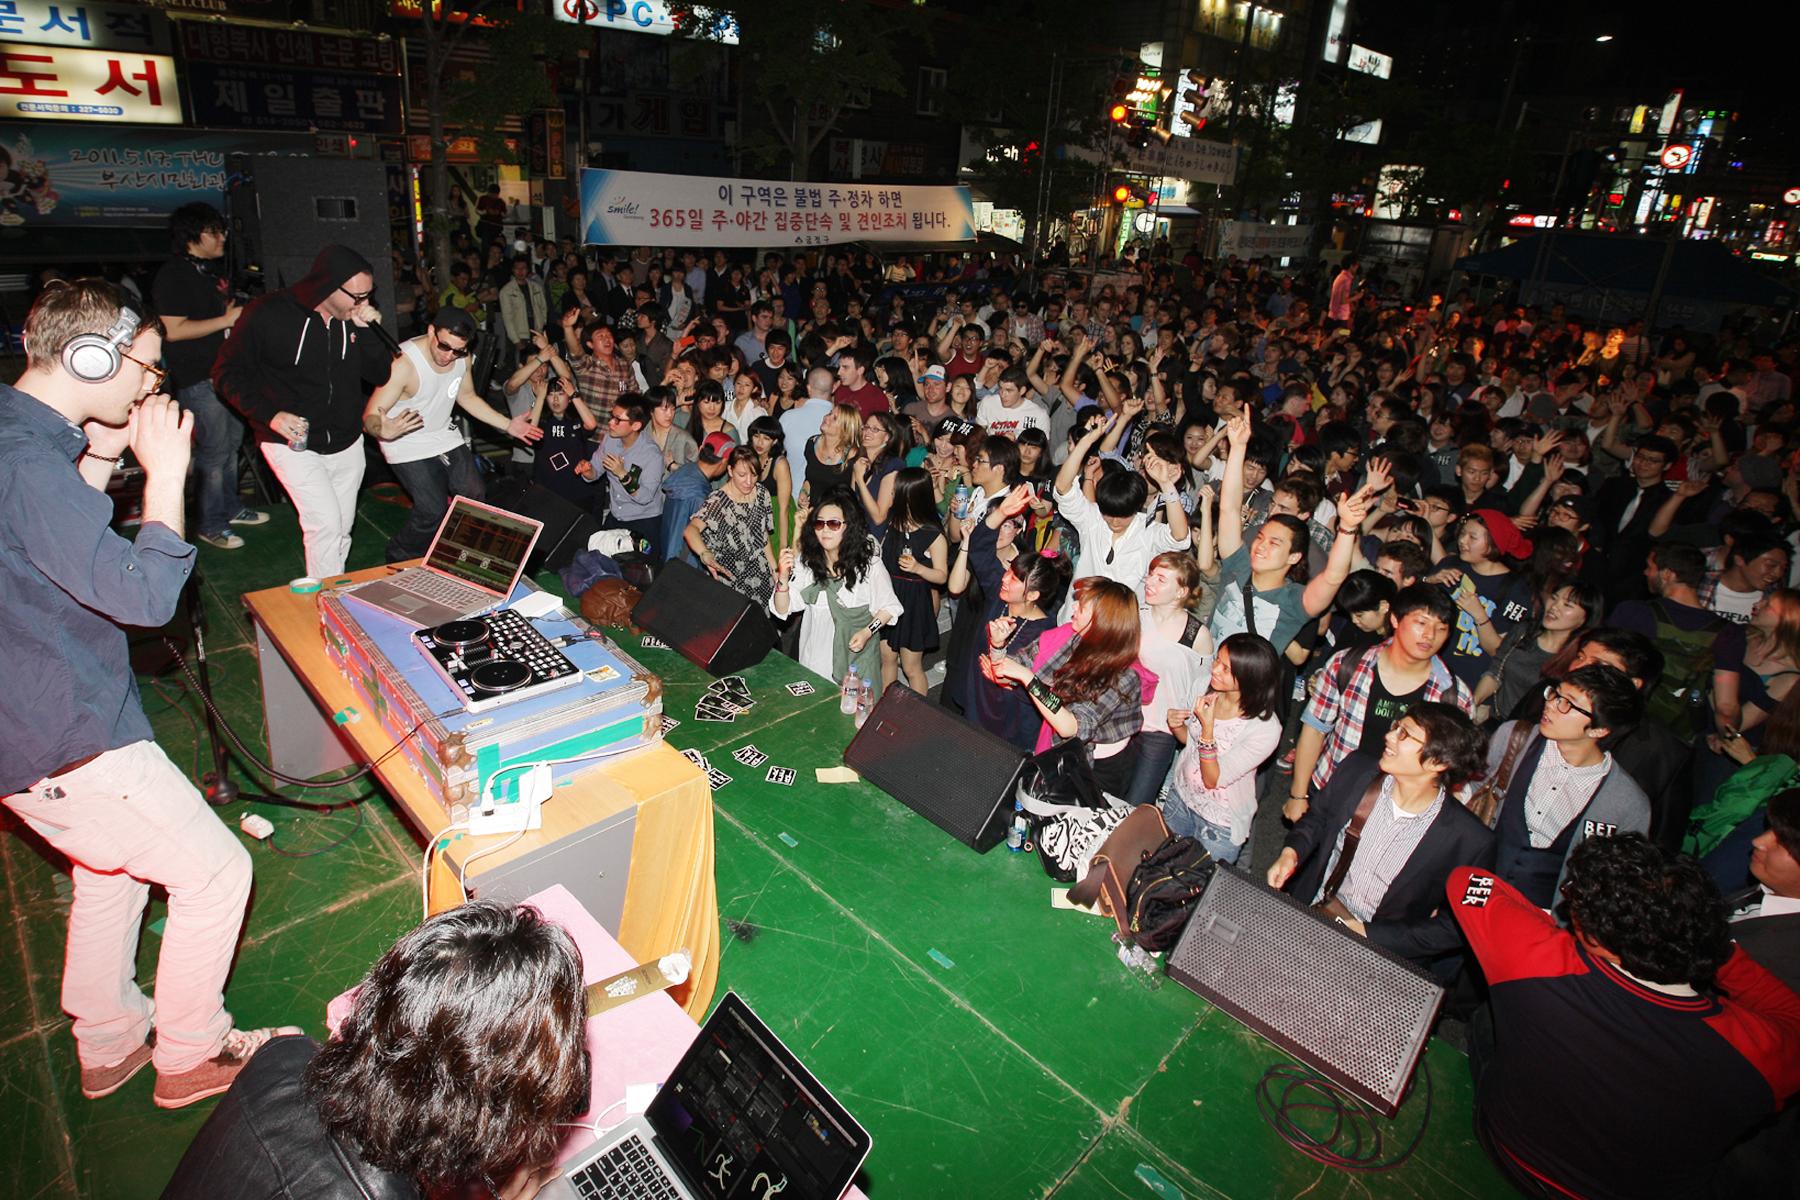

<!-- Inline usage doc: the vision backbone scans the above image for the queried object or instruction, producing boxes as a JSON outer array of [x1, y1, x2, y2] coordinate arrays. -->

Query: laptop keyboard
[[570, 1134, 682, 1199], [397, 569, 488, 608]]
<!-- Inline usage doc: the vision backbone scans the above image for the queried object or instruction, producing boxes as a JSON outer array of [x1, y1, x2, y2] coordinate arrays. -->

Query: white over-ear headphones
[[61, 308, 142, 384]]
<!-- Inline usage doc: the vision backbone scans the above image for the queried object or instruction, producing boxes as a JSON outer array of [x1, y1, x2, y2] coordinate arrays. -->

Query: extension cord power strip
[[467, 763, 552, 835]]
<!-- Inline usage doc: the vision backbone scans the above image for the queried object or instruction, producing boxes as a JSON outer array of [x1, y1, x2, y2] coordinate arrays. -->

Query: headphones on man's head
[[62, 307, 142, 384]]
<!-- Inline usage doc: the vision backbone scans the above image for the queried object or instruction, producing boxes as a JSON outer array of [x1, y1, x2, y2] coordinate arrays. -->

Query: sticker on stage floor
[[784, 681, 816, 697], [705, 765, 733, 790], [732, 745, 768, 768], [659, 715, 679, 734], [695, 698, 738, 722], [716, 675, 753, 704], [640, 636, 668, 649], [776, 831, 799, 847], [766, 766, 796, 786], [679, 748, 709, 771]]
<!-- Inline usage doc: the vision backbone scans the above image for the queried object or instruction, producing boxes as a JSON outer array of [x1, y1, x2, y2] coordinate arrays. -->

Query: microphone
[[364, 316, 402, 358]]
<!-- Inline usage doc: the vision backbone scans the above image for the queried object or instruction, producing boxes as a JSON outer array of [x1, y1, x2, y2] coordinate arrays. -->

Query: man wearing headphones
[[0, 280, 295, 1110]]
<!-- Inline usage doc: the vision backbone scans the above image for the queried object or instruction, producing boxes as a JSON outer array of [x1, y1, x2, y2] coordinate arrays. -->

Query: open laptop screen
[[423, 498, 539, 595], [649, 993, 870, 1200]]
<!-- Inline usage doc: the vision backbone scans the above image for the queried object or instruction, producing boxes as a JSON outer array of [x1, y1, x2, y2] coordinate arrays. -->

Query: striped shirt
[[1523, 740, 1613, 848], [1323, 775, 1445, 921], [1301, 642, 1472, 792]]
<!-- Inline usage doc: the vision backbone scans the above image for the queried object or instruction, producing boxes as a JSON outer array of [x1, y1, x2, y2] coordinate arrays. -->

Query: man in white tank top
[[363, 308, 542, 562]]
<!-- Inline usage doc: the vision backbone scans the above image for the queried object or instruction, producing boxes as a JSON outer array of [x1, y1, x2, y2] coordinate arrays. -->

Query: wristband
[[866, 617, 883, 633], [81, 449, 122, 464], [1025, 675, 1064, 713]]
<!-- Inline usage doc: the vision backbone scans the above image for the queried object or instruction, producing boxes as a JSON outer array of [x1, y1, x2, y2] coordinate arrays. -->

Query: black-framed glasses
[[338, 285, 375, 304], [607, 413, 633, 425], [433, 338, 470, 358], [120, 351, 165, 392], [1543, 684, 1595, 720], [811, 517, 846, 531]]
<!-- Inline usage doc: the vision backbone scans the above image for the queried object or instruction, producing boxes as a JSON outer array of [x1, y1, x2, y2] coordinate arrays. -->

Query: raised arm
[[1055, 417, 1111, 497], [1648, 477, 1707, 538], [1302, 483, 1375, 617], [1217, 412, 1252, 560]]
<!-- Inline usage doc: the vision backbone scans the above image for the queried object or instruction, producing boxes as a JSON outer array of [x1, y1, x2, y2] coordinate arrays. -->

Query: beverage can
[[952, 484, 972, 519], [287, 417, 309, 453]]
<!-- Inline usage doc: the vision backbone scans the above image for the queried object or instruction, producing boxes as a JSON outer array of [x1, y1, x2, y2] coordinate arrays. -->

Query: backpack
[[1644, 600, 1725, 740], [1122, 835, 1219, 952]]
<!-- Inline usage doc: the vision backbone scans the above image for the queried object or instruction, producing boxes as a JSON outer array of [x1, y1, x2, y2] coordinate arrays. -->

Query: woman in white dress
[[772, 489, 902, 688]]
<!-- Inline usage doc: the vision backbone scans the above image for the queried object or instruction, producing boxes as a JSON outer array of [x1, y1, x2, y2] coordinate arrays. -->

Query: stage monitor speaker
[[485, 478, 602, 573], [1167, 865, 1443, 1116], [226, 155, 395, 322], [632, 559, 775, 677], [843, 685, 1025, 852]]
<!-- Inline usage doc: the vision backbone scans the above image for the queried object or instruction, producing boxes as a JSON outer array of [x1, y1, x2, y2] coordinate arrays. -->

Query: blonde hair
[[827, 402, 864, 451]]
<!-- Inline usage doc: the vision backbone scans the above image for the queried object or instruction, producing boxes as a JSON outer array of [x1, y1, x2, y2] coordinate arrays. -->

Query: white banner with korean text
[[1218, 221, 1314, 259], [579, 168, 976, 247], [1121, 138, 1239, 187]]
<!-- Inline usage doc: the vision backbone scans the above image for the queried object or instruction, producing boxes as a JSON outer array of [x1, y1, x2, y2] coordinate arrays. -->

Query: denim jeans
[[1123, 730, 1179, 808], [177, 380, 245, 537], [386, 445, 485, 563], [1161, 798, 1244, 865]]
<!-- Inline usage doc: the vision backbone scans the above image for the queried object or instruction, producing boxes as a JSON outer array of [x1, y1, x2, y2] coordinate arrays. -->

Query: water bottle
[[1006, 800, 1028, 852], [854, 680, 872, 729], [840, 666, 861, 714]]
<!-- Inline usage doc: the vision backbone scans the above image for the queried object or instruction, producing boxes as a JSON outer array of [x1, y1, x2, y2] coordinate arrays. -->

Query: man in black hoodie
[[214, 245, 395, 578]]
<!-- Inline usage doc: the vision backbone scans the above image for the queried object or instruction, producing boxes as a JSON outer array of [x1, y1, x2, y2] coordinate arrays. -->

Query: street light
[[1594, 34, 1614, 42]]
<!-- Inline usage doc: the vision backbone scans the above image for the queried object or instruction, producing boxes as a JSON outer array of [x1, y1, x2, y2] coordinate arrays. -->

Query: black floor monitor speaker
[[485, 478, 602, 573], [1167, 865, 1443, 1116], [843, 685, 1026, 851], [632, 559, 775, 677]]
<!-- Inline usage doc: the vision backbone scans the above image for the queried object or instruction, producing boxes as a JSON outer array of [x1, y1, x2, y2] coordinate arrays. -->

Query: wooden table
[[243, 566, 718, 1016]]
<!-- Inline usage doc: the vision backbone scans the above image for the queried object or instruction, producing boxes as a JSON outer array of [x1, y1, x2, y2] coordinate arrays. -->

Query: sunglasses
[[811, 518, 846, 531], [338, 285, 375, 304], [121, 351, 166, 392], [434, 338, 470, 358]]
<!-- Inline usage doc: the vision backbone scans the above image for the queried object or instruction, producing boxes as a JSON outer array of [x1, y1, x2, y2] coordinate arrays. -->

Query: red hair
[[1052, 578, 1142, 704]]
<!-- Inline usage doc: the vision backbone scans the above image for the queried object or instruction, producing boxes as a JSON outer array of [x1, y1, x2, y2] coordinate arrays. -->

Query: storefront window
[[1195, 0, 1283, 51]]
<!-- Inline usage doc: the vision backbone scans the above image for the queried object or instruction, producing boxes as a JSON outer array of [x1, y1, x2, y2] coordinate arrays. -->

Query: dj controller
[[414, 608, 582, 712]]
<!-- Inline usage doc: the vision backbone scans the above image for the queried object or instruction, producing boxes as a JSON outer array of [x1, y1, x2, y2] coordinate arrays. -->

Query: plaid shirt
[[1301, 641, 1472, 792], [1029, 633, 1146, 749], [569, 350, 632, 412]]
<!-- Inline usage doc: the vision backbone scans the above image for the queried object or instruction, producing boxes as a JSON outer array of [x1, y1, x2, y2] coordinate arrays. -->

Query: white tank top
[[380, 339, 469, 464]]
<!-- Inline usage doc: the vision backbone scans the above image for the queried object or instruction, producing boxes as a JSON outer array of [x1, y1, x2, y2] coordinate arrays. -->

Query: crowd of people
[[6, 207, 1800, 1197]]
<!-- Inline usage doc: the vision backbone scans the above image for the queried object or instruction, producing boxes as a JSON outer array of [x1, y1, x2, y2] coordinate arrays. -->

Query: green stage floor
[[0, 489, 1515, 1199]]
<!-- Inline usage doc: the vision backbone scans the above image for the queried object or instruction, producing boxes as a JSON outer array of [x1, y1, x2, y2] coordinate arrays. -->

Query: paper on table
[[815, 766, 861, 784]]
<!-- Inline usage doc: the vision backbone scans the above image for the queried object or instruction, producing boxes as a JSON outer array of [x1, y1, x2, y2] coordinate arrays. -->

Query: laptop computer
[[547, 992, 871, 1200], [342, 497, 544, 629]]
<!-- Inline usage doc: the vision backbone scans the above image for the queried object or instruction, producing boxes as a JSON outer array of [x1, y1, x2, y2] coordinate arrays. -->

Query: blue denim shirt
[[0, 382, 195, 793]]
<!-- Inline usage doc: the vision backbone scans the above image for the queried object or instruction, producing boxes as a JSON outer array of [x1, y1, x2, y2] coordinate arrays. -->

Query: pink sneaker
[[80, 1033, 154, 1099], [152, 1025, 303, 1109]]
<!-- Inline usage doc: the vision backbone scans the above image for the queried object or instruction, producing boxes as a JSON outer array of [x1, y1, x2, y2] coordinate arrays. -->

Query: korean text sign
[[580, 168, 975, 247], [0, 44, 178, 123]]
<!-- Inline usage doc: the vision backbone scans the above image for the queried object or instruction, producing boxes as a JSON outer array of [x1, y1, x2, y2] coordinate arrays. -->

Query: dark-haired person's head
[[304, 900, 589, 1190], [1646, 540, 1707, 595], [1568, 626, 1664, 692], [1213, 633, 1283, 721], [430, 306, 476, 344], [1318, 422, 1362, 473], [1094, 467, 1149, 525], [1005, 547, 1073, 615], [170, 201, 227, 255], [1388, 583, 1456, 660], [1338, 569, 1397, 631], [1754, 789, 1800, 898], [1541, 663, 1643, 750], [1630, 435, 1678, 487], [1271, 472, 1323, 521], [1382, 701, 1486, 786], [1556, 833, 1732, 992]]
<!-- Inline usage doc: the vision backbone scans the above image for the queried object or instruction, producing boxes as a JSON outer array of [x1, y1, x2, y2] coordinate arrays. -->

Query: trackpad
[[391, 594, 425, 611]]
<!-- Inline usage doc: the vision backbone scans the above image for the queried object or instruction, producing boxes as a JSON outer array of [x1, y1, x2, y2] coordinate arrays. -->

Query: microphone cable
[[1253, 1051, 1434, 1173]]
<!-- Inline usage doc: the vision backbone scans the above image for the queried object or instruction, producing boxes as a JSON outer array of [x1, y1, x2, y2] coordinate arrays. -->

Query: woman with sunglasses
[[988, 576, 1151, 797], [772, 490, 902, 688]]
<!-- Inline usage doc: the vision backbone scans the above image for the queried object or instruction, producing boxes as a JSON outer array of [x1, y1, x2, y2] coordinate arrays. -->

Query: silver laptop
[[342, 497, 543, 628], [547, 992, 871, 1200]]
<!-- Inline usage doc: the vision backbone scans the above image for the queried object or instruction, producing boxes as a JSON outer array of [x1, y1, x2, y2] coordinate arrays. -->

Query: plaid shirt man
[[1301, 641, 1472, 793], [569, 349, 632, 412]]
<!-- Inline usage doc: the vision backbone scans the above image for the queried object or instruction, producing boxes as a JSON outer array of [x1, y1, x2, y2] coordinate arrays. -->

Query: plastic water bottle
[[840, 666, 861, 714], [854, 680, 872, 729], [1006, 800, 1028, 852]]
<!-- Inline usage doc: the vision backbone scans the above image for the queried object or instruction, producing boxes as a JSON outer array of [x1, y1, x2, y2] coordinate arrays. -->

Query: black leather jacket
[[159, 1036, 418, 1200]]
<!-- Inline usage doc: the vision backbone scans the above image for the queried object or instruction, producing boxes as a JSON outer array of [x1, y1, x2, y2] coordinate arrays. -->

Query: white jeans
[[261, 436, 366, 578], [4, 741, 252, 1073]]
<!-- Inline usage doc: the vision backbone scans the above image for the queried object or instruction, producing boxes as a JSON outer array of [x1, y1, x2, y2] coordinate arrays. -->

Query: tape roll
[[289, 576, 322, 594]]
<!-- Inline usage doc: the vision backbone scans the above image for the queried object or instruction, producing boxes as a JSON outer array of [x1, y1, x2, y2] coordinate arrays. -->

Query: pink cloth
[[1027, 624, 1160, 755]]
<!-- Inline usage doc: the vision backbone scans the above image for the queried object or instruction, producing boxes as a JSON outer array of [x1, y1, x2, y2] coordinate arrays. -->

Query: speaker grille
[[843, 686, 1025, 851], [1167, 866, 1442, 1115], [631, 559, 773, 676]]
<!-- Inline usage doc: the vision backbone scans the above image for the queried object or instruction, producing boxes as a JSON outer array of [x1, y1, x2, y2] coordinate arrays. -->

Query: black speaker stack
[[631, 559, 777, 677]]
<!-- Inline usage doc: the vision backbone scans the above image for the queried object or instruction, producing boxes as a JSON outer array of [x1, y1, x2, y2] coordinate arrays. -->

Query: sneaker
[[152, 1025, 302, 1110], [80, 1033, 154, 1100], [197, 530, 245, 550], [229, 508, 270, 527]]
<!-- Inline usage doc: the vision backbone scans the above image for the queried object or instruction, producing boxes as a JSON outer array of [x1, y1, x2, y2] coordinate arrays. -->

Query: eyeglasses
[[433, 338, 470, 358], [120, 351, 165, 392], [607, 413, 634, 425], [337, 285, 375, 304], [1389, 723, 1422, 746], [811, 518, 846, 531], [1543, 684, 1595, 720]]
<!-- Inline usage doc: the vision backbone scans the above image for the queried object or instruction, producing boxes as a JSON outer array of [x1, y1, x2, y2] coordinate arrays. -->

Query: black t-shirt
[[1358, 661, 1427, 756], [151, 256, 231, 389]]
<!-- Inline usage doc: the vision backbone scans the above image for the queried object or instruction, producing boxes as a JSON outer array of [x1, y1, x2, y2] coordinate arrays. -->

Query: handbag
[[1310, 772, 1384, 920], [1069, 806, 1217, 951], [1465, 722, 1535, 829], [1017, 740, 1116, 882]]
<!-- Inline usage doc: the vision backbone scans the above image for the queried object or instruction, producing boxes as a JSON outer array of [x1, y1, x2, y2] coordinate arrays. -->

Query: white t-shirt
[[976, 395, 1050, 440], [379, 340, 467, 465], [1710, 583, 1760, 625]]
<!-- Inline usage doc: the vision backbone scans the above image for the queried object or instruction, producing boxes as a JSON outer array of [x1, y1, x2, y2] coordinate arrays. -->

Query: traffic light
[[1109, 102, 1130, 124], [1112, 183, 1134, 203]]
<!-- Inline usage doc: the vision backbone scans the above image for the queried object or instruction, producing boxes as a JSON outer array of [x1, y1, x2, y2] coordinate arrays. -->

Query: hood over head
[[290, 244, 375, 310]]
